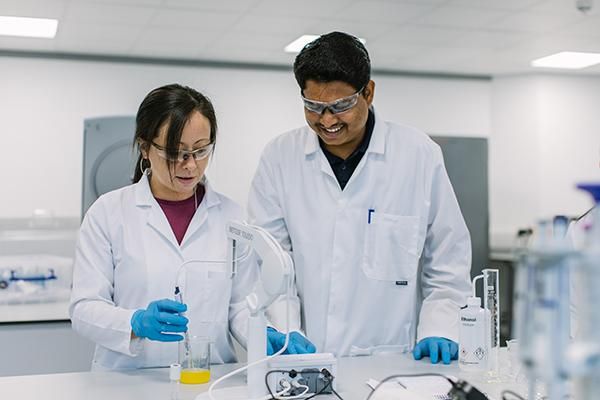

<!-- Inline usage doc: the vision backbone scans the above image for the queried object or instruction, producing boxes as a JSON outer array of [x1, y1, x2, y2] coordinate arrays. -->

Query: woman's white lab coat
[[248, 109, 472, 357], [70, 174, 256, 370]]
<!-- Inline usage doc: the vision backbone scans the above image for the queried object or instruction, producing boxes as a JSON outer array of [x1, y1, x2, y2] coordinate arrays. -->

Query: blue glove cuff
[[131, 309, 144, 337]]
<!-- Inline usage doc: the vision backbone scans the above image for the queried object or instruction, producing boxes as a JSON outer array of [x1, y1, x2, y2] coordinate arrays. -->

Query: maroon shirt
[[156, 186, 205, 244]]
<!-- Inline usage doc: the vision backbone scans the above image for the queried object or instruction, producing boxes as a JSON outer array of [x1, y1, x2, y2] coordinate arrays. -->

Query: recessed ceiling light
[[0, 15, 58, 39], [531, 51, 600, 69], [284, 34, 366, 53]]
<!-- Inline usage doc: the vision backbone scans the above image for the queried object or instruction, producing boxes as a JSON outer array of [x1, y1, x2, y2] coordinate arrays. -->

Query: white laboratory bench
[[0, 350, 525, 400], [0, 301, 69, 323]]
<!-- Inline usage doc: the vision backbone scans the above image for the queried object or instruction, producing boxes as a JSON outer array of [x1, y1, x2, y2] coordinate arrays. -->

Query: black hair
[[293, 31, 371, 92], [132, 84, 217, 183]]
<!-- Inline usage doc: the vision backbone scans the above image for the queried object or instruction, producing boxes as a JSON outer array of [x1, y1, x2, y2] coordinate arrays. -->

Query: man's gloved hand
[[131, 299, 188, 342], [413, 337, 458, 365], [266, 327, 317, 355]]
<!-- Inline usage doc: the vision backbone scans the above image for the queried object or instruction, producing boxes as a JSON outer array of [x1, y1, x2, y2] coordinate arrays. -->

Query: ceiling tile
[[76, 0, 163, 5], [56, 22, 141, 44], [414, 5, 511, 29], [209, 31, 292, 52], [148, 9, 240, 30], [251, 0, 356, 19], [558, 15, 600, 37], [450, 30, 530, 50], [230, 15, 314, 35], [134, 26, 221, 50], [63, 2, 157, 25], [448, 0, 542, 10], [527, 0, 598, 15], [0, 0, 599, 76], [306, 19, 396, 40], [490, 11, 583, 33], [336, 1, 438, 23], [130, 42, 205, 59], [163, 0, 260, 13], [0, 0, 68, 19], [376, 25, 466, 47], [54, 39, 133, 54]]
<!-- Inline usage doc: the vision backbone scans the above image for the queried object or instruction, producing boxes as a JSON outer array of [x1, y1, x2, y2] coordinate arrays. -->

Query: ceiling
[[1, 0, 600, 76]]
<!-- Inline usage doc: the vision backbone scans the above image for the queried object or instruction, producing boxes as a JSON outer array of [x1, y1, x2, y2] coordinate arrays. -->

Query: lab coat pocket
[[362, 214, 419, 282], [186, 266, 231, 324]]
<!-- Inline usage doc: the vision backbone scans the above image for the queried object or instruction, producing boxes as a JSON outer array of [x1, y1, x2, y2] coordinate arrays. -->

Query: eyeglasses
[[301, 86, 364, 115], [150, 141, 214, 162]]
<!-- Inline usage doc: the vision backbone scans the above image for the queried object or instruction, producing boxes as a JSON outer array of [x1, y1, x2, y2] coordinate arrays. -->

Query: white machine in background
[[513, 183, 600, 400], [0, 254, 73, 304], [198, 221, 336, 400]]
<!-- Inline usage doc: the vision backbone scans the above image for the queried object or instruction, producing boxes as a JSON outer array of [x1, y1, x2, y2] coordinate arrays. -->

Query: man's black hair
[[293, 31, 371, 92]]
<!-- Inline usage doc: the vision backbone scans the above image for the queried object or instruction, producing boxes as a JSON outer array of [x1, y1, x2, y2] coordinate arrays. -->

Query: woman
[[70, 84, 257, 370]]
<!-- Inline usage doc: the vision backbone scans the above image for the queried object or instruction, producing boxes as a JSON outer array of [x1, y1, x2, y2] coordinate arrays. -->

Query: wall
[[0, 56, 491, 221], [490, 74, 600, 246]]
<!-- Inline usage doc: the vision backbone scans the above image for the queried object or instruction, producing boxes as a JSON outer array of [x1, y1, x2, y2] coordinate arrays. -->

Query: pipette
[[174, 286, 191, 355]]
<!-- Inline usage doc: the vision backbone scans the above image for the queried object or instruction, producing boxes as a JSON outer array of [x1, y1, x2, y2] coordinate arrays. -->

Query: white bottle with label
[[459, 296, 491, 372]]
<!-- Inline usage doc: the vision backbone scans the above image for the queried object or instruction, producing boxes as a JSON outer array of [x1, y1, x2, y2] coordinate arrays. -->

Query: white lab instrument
[[513, 183, 600, 400], [266, 353, 337, 394], [248, 108, 472, 356], [459, 277, 490, 373], [201, 221, 294, 400], [513, 216, 573, 400], [568, 184, 600, 400], [173, 286, 192, 358]]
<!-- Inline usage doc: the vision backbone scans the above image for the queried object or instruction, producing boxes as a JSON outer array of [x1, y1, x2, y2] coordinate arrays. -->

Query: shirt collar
[[304, 107, 386, 156], [134, 172, 220, 209], [318, 108, 375, 162]]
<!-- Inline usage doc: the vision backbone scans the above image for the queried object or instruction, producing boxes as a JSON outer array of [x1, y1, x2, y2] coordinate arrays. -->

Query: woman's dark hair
[[132, 84, 217, 183], [293, 31, 371, 93]]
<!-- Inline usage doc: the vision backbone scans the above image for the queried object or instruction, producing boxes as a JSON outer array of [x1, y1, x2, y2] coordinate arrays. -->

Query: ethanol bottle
[[459, 296, 490, 372]]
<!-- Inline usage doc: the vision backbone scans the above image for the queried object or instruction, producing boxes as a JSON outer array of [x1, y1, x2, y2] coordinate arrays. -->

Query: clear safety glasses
[[301, 86, 364, 115], [151, 141, 214, 162]]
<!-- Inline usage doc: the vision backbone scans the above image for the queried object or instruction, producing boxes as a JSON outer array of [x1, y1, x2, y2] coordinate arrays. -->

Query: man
[[249, 32, 472, 364]]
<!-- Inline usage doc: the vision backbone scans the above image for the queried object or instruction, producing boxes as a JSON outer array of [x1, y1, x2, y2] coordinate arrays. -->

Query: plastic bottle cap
[[467, 297, 481, 307], [170, 363, 181, 381]]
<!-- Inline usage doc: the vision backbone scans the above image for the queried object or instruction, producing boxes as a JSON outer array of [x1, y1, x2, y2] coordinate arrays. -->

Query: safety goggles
[[151, 141, 214, 162], [301, 86, 364, 115]]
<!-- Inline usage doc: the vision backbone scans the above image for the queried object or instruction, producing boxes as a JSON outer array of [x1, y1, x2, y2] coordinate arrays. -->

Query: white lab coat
[[70, 174, 257, 370], [248, 109, 472, 357]]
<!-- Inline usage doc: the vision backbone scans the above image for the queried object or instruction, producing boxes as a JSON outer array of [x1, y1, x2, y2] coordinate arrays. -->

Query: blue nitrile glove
[[413, 337, 459, 365], [131, 299, 188, 342], [266, 327, 317, 355]]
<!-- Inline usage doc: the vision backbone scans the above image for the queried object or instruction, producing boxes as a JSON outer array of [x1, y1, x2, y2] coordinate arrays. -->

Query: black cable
[[365, 373, 455, 400], [331, 387, 344, 400], [501, 390, 526, 400]]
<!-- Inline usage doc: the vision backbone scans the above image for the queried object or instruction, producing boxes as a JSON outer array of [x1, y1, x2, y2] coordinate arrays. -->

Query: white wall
[[4, 56, 599, 246], [491, 74, 600, 245], [0, 56, 491, 219]]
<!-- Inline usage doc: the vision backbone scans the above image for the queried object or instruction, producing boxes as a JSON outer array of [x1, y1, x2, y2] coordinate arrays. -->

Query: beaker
[[178, 335, 211, 384]]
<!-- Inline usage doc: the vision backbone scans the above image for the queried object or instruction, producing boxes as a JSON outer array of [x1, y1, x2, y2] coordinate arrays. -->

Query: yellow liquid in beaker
[[180, 368, 210, 384]]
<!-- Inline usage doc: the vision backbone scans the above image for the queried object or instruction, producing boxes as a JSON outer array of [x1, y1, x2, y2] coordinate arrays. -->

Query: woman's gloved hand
[[266, 327, 317, 355], [413, 337, 458, 365], [131, 299, 188, 342]]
